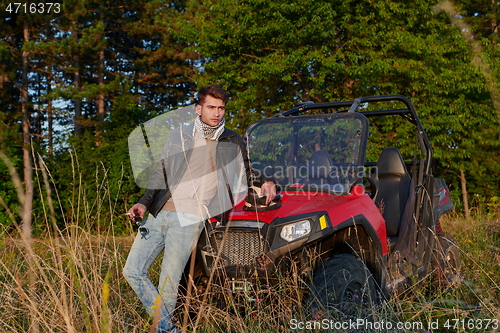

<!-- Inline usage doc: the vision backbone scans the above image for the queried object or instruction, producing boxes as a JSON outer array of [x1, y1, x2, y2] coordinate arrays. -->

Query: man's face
[[196, 95, 226, 127]]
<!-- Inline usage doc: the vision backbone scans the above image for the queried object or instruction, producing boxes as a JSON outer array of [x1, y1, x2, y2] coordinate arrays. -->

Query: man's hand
[[127, 203, 147, 221], [261, 181, 277, 205]]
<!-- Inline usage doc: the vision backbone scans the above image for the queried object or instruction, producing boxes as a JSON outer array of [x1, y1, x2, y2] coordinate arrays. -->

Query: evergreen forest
[[1, 0, 499, 236]]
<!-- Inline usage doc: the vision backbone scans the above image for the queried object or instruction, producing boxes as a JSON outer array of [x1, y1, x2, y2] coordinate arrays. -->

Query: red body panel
[[229, 190, 388, 255]]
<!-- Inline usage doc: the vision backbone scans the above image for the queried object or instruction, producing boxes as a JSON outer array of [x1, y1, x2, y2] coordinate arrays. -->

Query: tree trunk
[[492, 0, 498, 35], [47, 70, 53, 155], [73, 25, 82, 137], [35, 72, 42, 147], [22, 20, 39, 333], [460, 169, 470, 219], [21, 21, 33, 241], [74, 70, 82, 136], [96, 47, 105, 145]]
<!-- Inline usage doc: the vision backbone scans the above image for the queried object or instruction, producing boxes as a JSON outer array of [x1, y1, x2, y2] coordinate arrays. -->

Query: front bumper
[[197, 212, 333, 282]]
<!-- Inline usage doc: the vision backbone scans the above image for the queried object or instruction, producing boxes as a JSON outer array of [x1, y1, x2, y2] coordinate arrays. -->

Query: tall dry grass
[[0, 153, 499, 332], [388, 213, 500, 333], [0, 152, 146, 332]]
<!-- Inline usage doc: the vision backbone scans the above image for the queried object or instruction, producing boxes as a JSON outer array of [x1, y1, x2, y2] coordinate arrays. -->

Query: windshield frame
[[245, 112, 370, 193]]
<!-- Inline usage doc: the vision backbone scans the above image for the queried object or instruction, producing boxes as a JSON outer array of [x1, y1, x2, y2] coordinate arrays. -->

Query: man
[[123, 84, 276, 333]]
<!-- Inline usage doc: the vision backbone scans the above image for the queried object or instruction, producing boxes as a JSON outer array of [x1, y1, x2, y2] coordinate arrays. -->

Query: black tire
[[431, 232, 462, 287], [310, 254, 378, 318]]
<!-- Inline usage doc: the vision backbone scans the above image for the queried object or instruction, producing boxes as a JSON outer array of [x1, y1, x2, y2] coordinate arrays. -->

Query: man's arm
[[129, 161, 165, 217], [128, 129, 176, 217], [127, 203, 147, 220], [261, 180, 276, 204]]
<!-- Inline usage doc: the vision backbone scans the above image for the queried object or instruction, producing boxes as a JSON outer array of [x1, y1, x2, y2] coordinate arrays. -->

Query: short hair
[[197, 84, 229, 105]]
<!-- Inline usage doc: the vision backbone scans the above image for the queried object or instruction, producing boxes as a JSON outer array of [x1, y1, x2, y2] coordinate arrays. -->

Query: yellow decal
[[319, 215, 327, 230]]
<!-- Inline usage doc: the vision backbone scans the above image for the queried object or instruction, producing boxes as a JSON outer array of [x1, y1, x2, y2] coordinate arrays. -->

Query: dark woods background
[[0, 0, 499, 236]]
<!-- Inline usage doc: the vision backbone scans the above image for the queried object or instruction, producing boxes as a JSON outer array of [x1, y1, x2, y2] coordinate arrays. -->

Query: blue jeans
[[123, 210, 204, 332]]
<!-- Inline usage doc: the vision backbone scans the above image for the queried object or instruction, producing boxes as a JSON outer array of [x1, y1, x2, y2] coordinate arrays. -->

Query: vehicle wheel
[[309, 254, 378, 319], [431, 232, 462, 287]]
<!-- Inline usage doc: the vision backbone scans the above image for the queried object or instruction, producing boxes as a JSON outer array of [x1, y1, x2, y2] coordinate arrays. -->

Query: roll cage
[[273, 95, 433, 177]]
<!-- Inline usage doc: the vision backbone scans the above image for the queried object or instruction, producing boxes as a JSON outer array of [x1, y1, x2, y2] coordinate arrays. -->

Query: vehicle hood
[[228, 190, 376, 226]]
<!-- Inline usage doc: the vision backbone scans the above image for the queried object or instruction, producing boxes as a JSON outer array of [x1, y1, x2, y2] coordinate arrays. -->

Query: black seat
[[308, 150, 333, 186], [375, 148, 412, 238]]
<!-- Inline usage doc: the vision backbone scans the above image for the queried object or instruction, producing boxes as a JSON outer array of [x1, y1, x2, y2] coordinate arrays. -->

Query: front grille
[[216, 231, 263, 266]]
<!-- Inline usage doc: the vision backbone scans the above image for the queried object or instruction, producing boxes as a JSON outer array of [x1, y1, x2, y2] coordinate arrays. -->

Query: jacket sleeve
[[136, 160, 165, 210], [137, 189, 160, 212], [136, 136, 172, 211]]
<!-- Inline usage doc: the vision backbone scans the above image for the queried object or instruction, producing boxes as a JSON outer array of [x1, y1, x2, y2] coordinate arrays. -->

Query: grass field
[[0, 212, 499, 333]]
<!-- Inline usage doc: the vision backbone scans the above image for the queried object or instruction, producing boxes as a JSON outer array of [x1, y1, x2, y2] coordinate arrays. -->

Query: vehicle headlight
[[280, 220, 311, 242]]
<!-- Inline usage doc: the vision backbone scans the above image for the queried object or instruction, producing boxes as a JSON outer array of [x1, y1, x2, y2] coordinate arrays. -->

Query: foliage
[[179, 0, 500, 210]]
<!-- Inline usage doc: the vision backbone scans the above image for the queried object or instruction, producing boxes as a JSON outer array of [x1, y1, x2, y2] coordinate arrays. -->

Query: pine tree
[[180, 0, 500, 212]]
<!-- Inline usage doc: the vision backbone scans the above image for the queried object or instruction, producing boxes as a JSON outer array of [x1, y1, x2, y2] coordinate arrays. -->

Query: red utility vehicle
[[188, 95, 460, 313]]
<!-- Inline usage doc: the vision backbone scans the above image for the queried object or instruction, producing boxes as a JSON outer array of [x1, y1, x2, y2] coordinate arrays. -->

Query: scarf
[[194, 115, 226, 141]]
